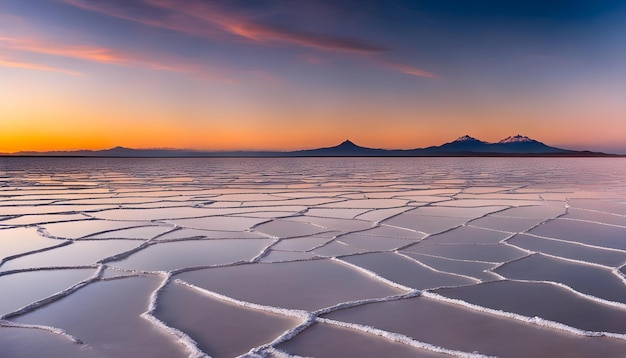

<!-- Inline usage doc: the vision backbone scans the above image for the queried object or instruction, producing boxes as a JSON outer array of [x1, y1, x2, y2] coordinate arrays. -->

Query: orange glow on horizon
[[1, 1, 624, 154]]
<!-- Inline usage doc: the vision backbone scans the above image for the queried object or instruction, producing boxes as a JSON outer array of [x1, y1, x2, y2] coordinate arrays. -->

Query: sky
[[1, 0, 625, 153]]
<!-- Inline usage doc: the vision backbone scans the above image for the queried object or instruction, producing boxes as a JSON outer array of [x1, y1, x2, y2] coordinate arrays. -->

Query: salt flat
[[1, 157, 625, 357]]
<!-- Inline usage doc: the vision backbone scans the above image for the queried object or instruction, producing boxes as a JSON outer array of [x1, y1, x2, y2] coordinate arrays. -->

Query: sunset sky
[[1, 0, 625, 153]]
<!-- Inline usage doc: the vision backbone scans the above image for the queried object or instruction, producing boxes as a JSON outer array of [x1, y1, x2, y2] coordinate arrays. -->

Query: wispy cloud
[[0, 36, 129, 65], [61, 0, 227, 41], [63, 0, 435, 78], [0, 35, 233, 81], [63, 0, 387, 54], [0, 56, 81, 76], [60, 0, 434, 79], [378, 61, 436, 79]]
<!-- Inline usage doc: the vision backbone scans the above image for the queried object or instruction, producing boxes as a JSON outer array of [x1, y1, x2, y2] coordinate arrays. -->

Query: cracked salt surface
[[1, 157, 626, 357]]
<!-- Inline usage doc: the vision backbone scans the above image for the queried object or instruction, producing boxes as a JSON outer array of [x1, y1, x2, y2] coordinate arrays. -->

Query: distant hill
[[2, 135, 618, 157], [290, 140, 389, 156]]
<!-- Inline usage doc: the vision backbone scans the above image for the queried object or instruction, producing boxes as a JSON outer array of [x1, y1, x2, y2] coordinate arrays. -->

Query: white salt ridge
[[175, 279, 311, 320], [304, 235, 339, 252], [536, 251, 621, 271], [169, 260, 254, 275], [246, 320, 316, 357], [354, 207, 413, 224], [100, 272, 143, 281], [511, 277, 626, 311], [250, 238, 282, 262], [97, 241, 154, 263], [497, 251, 626, 291], [406, 251, 502, 265], [396, 252, 482, 283], [85, 225, 174, 240], [313, 290, 422, 316], [140, 274, 208, 358], [244, 346, 303, 358], [501, 241, 535, 254], [331, 257, 413, 292], [0, 320, 84, 345], [35, 226, 65, 241], [175, 279, 315, 357], [317, 317, 493, 358], [1, 265, 103, 320], [379, 223, 428, 236], [422, 291, 626, 341], [0, 265, 100, 278], [314, 240, 368, 257], [488, 254, 533, 273], [0, 240, 72, 267], [259, 250, 321, 264], [42, 221, 158, 240], [520, 231, 626, 255], [560, 217, 626, 229], [464, 223, 518, 235], [177, 277, 482, 358], [568, 206, 626, 218]]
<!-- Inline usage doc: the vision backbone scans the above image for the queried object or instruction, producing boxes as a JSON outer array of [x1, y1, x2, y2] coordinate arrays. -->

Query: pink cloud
[[142, 0, 388, 53], [0, 36, 129, 64], [63, 0, 386, 54], [60, 0, 435, 79], [0, 56, 81, 76], [380, 62, 436, 79], [0, 36, 233, 82]]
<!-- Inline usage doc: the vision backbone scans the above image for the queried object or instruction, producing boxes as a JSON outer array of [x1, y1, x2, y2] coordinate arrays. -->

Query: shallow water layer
[[321, 296, 626, 357], [1, 157, 626, 357], [435, 280, 626, 333], [176, 259, 405, 311], [277, 322, 448, 358], [0, 326, 103, 358], [155, 282, 299, 357], [12, 276, 188, 358]]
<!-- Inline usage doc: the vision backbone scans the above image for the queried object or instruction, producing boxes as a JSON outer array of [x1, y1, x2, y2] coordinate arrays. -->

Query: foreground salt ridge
[[0, 265, 104, 320], [1, 158, 626, 357], [175, 279, 488, 357], [141, 273, 208, 358], [421, 291, 626, 340]]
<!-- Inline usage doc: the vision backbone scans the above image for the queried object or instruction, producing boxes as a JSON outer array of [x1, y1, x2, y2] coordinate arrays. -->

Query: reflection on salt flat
[[507, 233, 626, 267], [321, 296, 626, 357], [12, 276, 189, 358], [277, 322, 448, 358], [0, 239, 140, 272], [0, 269, 95, 316], [405, 241, 528, 263], [0, 227, 62, 259], [340, 252, 476, 289], [176, 259, 405, 311], [0, 326, 103, 358], [109, 238, 273, 271], [494, 253, 626, 304], [0, 157, 625, 357], [156, 282, 299, 357], [435, 280, 626, 333]]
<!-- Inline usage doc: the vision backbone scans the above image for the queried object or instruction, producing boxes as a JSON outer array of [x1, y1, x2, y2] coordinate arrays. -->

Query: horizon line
[[2, 136, 623, 157]]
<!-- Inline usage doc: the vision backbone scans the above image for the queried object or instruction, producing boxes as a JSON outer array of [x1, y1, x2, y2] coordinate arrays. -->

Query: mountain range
[[3, 135, 617, 157]]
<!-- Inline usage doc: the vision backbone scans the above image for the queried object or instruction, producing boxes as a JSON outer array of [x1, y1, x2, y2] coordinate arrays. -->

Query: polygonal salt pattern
[[2, 157, 626, 357]]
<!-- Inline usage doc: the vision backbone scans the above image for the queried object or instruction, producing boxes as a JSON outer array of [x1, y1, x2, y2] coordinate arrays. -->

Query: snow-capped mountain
[[454, 135, 486, 143], [492, 135, 565, 154], [427, 134, 490, 153], [498, 135, 536, 144]]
